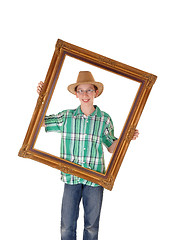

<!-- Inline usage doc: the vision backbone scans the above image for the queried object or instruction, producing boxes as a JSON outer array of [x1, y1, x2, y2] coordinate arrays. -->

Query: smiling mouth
[[82, 99, 90, 103]]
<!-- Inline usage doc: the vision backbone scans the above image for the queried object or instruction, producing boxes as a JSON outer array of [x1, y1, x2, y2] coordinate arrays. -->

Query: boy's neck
[[80, 104, 96, 116]]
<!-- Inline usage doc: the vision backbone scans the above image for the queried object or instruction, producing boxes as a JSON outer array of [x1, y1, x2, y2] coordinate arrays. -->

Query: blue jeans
[[61, 183, 104, 240]]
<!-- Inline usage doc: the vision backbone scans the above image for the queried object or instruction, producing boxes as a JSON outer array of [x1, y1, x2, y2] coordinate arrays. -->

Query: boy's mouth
[[82, 99, 90, 103]]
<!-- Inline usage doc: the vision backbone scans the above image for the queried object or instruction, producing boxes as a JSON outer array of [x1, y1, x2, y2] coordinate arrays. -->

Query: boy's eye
[[77, 89, 95, 94], [77, 90, 83, 94], [87, 89, 94, 93]]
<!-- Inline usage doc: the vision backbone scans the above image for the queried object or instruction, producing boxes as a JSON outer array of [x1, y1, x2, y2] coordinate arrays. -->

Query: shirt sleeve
[[102, 115, 117, 148], [44, 110, 66, 133]]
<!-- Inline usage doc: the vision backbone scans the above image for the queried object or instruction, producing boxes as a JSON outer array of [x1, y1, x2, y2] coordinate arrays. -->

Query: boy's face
[[75, 84, 99, 106]]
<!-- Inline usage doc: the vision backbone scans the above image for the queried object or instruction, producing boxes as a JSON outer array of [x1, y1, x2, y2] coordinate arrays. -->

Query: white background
[[1, 0, 174, 239]]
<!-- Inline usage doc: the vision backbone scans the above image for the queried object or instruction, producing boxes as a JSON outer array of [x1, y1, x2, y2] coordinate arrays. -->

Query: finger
[[37, 86, 42, 94], [38, 84, 42, 89], [37, 87, 41, 93], [37, 82, 43, 88], [39, 81, 44, 86], [132, 130, 139, 140], [134, 130, 139, 136], [37, 84, 43, 90], [37, 85, 42, 90]]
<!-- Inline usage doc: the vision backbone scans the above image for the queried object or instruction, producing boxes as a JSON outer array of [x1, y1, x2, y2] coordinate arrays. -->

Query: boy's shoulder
[[100, 110, 110, 117], [58, 108, 79, 116], [97, 107, 114, 125], [97, 106, 112, 119]]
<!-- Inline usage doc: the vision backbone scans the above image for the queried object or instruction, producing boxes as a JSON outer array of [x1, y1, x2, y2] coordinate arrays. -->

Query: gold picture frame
[[18, 39, 157, 190]]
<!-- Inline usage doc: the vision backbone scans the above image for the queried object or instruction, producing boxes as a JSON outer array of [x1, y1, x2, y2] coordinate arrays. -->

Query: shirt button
[[84, 148, 86, 150]]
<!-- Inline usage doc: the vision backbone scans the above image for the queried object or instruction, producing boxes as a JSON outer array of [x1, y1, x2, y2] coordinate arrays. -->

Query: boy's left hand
[[132, 129, 139, 140]]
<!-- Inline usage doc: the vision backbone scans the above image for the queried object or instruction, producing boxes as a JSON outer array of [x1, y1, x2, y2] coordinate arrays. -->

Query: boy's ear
[[95, 90, 99, 98]]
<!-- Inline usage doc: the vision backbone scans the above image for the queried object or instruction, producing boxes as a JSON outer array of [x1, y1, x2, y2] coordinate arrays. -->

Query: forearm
[[107, 129, 139, 153], [42, 120, 45, 127], [107, 139, 118, 153]]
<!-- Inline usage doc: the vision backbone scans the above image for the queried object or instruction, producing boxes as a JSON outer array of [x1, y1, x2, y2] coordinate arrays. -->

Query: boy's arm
[[37, 81, 65, 132], [107, 129, 139, 153], [42, 121, 46, 127], [107, 139, 118, 153], [37, 81, 45, 127]]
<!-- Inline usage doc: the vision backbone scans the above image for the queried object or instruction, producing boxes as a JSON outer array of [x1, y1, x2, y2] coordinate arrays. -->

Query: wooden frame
[[18, 39, 157, 190]]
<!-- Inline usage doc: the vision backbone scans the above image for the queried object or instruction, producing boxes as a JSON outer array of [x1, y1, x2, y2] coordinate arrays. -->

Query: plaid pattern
[[45, 105, 117, 187]]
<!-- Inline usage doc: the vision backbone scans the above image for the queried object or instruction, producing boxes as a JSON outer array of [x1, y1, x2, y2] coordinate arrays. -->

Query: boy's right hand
[[37, 81, 46, 127], [37, 81, 44, 95]]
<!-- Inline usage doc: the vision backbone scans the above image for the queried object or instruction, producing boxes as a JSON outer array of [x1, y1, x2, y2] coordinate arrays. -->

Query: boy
[[37, 71, 139, 240]]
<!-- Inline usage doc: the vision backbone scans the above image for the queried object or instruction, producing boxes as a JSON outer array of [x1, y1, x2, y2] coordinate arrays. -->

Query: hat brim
[[67, 81, 104, 97]]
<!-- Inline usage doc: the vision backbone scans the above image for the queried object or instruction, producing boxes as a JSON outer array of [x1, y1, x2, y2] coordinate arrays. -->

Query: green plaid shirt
[[45, 105, 117, 187]]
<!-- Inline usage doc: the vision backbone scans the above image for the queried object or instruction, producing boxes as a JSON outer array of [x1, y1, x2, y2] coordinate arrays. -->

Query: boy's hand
[[37, 81, 44, 95], [132, 129, 139, 140], [37, 81, 45, 127]]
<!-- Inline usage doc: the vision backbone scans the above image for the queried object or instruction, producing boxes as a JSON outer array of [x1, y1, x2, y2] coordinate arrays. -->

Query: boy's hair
[[75, 85, 98, 92]]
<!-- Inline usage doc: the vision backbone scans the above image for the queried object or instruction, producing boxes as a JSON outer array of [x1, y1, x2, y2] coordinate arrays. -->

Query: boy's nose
[[83, 91, 88, 96]]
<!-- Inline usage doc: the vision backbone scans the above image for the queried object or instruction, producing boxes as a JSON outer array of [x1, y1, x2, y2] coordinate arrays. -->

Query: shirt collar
[[73, 105, 102, 117]]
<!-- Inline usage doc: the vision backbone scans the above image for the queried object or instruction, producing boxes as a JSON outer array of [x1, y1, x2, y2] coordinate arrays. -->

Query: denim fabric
[[61, 184, 104, 240]]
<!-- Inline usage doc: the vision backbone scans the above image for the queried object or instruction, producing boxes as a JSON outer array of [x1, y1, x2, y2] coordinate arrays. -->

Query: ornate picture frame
[[18, 39, 157, 190]]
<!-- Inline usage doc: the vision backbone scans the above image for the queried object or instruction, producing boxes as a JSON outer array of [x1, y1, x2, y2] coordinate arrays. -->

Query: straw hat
[[67, 71, 104, 97]]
